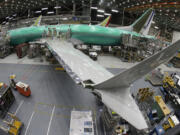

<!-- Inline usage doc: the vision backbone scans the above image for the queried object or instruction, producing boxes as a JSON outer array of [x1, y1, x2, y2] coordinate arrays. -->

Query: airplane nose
[[0, 32, 10, 46]]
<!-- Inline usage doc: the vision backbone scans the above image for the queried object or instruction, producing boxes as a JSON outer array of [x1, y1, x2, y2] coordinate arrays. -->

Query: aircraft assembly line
[[0, 1, 180, 135]]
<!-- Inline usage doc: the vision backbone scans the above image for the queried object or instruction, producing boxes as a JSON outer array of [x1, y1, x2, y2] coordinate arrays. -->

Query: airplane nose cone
[[0, 32, 10, 46]]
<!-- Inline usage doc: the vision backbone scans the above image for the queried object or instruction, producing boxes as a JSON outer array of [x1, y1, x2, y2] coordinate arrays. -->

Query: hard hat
[[0, 82, 4, 88], [10, 74, 16, 79]]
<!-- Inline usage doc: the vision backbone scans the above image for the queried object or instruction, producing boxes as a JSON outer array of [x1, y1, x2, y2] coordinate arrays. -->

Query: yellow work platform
[[155, 96, 171, 116], [163, 73, 176, 88], [0, 113, 23, 135]]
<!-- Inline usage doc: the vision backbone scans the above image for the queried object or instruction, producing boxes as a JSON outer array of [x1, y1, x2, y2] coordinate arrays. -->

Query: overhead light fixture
[[62, 17, 68, 20], [104, 13, 111, 16], [152, 21, 155, 24], [47, 11, 54, 14], [54, 6, 61, 9], [42, 8, 48, 10], [35, 11, 41, 13], [97, 9, 104, 13], [91, 7, 97, 10], [97, 14, 104, 17], [154, 26, 159, 29], [111, 9, 118, 13]]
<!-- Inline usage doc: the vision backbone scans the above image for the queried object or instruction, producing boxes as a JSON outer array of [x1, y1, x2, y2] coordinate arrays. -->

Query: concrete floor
[[0, 63, 110, 135], [0, 53, 49, 65]]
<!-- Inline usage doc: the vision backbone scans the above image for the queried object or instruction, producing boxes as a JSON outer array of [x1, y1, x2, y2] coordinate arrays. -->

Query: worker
[[9, 74, 17, 90], [0, 82, 4, 89], [0, 82, 7, 89]]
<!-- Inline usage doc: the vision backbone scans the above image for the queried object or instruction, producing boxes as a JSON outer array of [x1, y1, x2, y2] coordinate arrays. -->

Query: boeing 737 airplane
[[0, 9, 180, 130], [1, 8, 156, 46]]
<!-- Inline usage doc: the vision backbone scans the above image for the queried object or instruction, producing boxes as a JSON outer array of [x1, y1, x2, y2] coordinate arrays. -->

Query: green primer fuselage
[[8, 24, 153, 46]]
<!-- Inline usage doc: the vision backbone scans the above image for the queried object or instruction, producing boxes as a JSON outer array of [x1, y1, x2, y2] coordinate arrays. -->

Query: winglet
[[98, 15, 111, 27], [33, 15, 42, 26]]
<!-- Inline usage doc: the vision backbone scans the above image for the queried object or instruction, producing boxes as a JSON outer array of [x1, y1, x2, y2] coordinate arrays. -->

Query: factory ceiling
[[0, 0, 180, 30]]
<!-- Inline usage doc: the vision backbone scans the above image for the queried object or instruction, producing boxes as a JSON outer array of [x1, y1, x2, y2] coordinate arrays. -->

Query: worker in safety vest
[[9, 74, 17, 90]]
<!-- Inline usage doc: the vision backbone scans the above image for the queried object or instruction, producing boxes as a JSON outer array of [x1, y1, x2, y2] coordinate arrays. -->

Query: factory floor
[[0, 63, 110, 135], [0, 53, 180, 135]]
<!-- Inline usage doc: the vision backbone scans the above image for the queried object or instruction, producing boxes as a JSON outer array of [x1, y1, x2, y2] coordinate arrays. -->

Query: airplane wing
[[43, 38, 113, 84], [42, 37, 180, 130]]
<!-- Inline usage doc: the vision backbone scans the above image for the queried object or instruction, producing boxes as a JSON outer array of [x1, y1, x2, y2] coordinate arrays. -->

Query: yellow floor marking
[[55, 67, 64, 71]]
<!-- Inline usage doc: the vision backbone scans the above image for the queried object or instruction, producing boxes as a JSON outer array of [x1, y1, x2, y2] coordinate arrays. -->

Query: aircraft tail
[[98, 15, 111, 27], [93, 40, 180, 129], [117, 9, 155, 35], [33, 15, 42, 26], [95, 40, 180, 89], [131, 8, 155, 35]]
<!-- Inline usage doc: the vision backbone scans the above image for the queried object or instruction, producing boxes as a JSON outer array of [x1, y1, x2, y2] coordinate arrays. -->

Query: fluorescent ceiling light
[[42, 8, 48, 10], [35, 11, 41, 13], [97, 9, 104, 13], [47, 11, 54, 14], [104, 13, 111, 16], [111, 9, 118, 13], [154, 26, 159, 29], [54, 6, 61, 9], [62, 17, 68, 20], [97, 14, 104, 17], [91, 7, 97, 10], [152, 21, 155, 24]]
